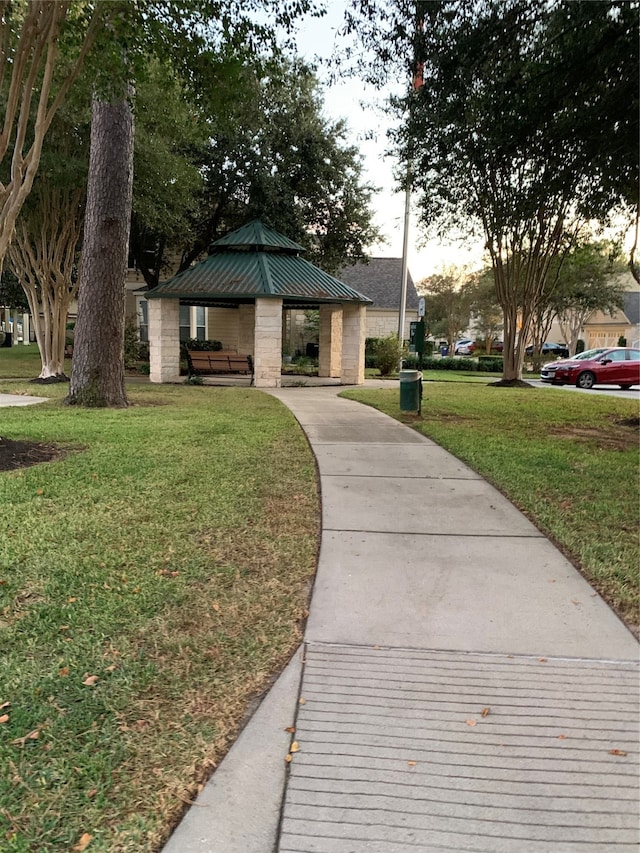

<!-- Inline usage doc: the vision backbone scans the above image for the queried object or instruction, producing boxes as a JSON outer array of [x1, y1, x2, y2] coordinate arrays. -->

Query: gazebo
[[146, 220, 372, 387]]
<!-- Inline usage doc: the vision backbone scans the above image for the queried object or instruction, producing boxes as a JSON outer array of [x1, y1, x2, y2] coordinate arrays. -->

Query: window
[[195, 306, 205, 341], [179, 304, 191, 342], [138, 300, 148, 343]]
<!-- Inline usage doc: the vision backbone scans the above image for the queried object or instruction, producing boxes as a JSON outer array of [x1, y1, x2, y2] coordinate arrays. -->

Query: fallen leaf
[[538, 658, 547, 663], [284, 726, 295, 734], [481, 707, 490, 717], [11, 729, 40, 747], [548, 579, 556, 583], [0, 701, 10, 710], [211, 601, 220, 612], [67, 597, 77, 604], [82, 675, 99, 687], [59, 625, 69, 631], [0, 714, 9, 724], [557, 734, 567, 740], [290, 741, 299, 753], [36, 489, 44, 495], [284, 754, 292, 763], [86, 789, 98, 799], [298, 697, 306, 705], [466, 719, 477, 727], [609, 749, 627, 756], [72, 832, 93, 851], [407, 760, 417, 767], [105, 665, 117, 673], [59, 667, 69, 677]]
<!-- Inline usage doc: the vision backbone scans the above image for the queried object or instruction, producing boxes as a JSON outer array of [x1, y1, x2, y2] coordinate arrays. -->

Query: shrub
[[124, 315, 142, 369], [477, 356, 504, 372], [618, 335, 627, 347], [576, 339, 585, 354], [373, 334, 405, 376], [182, 338, 223, 352], [421, 356, 477, 372]]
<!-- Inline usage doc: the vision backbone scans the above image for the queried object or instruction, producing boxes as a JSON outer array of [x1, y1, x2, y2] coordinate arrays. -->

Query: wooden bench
[[186, 350, 254, 384]]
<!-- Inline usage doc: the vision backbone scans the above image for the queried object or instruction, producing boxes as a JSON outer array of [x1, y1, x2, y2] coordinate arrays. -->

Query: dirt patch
[[0, 437, 64, 471], [548, 421, 639, 452]]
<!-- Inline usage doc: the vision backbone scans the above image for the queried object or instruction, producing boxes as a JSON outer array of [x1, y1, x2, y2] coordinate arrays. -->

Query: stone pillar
[[149, 298, 180, 383], [253, 298, 282, 387], [318, 304, 343, 377], [238, 304, 255, 355], [341, 304, 366, 385], [22, 313, 30, 345]]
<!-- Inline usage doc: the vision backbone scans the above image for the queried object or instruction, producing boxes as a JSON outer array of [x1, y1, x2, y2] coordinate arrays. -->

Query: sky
[[293, 3, 487, 284]]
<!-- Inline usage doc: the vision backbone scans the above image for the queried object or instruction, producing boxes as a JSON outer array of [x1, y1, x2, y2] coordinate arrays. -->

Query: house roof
[[147, 220, 372, 308], [336, 258, 419, 311]]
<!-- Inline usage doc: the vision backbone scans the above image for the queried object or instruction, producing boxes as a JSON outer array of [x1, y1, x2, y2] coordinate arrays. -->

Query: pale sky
[[294, 3, 487, 283]]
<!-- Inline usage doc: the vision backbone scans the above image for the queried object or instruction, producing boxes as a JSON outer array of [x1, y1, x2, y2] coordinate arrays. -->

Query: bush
[[576, 339, 585, 354], [618, 335, 627, 347], [421, 356, 477, 372], [477, 356, 504, 372], [373, 334, 405, 376], [182, 338, 222, 352], [124, 315, 142, 369]]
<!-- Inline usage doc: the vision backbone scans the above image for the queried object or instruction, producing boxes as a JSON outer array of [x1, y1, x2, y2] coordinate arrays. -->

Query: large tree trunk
[[66, 96, 133, 407]]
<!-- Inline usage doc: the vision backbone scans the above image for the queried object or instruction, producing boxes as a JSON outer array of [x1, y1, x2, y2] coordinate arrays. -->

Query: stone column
[[318, 304, 343, 377], [341, 304, 366, 385], [22, 313, 30, 345], [149, 298, 180, 383], [253, 298, 282, 387], [238, 304, 256, 355]]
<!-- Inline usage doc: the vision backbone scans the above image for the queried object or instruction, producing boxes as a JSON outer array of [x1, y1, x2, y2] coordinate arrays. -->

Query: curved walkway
[[163, 385, 639, 853]]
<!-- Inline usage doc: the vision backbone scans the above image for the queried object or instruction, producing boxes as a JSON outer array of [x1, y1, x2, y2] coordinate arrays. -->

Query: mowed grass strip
[[342, 384, 639, 632], [0, 384, 319, 853], [0, 344, 44, 379]]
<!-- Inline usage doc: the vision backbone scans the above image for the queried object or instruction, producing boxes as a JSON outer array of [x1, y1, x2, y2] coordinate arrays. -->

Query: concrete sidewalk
[[163, 384, 639, 853]]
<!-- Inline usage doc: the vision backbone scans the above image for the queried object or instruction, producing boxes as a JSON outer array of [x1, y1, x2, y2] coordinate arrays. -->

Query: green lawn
[[0, 343, 43, 379], [342, 384, 640, 632], [0, 383, 318, 852]]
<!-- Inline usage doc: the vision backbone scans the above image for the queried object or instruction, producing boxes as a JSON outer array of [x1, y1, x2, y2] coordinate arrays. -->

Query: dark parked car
[[548, 347, 640, 389], [526, 342, 569, 358]]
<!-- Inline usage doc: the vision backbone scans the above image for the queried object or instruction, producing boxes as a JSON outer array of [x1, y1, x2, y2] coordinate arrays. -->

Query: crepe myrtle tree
[[343, 0, 639, 383], [0, 1, 102, 276]]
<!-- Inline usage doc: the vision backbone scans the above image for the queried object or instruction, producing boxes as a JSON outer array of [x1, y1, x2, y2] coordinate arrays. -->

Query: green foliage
[[421, 356, 477, 372], [373, 334, 405, 376], [618, 336, 627, 347], [477, 356, 504, 373], [576, 339, 585, 354], [0, 268, 29, 310], [181, 338, 223, 352]]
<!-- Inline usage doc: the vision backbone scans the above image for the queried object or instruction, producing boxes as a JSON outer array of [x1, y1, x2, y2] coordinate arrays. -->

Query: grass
[[0, 344, 44, 379], [0, 382, 319, 852], [342, 384, 640, 632]]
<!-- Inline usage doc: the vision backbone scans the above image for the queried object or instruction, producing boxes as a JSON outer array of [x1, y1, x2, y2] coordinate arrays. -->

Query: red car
[[551, 347, 640, 390]]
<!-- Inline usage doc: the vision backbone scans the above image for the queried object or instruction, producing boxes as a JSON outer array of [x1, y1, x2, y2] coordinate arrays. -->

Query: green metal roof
[[147, 220, 372, 305], [210, 219, 306, 254]]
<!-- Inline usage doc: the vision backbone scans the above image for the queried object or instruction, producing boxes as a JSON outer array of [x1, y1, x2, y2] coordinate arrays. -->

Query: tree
[[0, 1, 101, 275], [9, 183, 84, 379], [65, 95, 133, 407], [419, 268, 472, 351], [129, 59, 380, 286], [467, 269, 503, 353], [344, 0, 639, 382], [66, 1, 324, 407], [549, 242, 625, 356], [7, 84, 89, 380]]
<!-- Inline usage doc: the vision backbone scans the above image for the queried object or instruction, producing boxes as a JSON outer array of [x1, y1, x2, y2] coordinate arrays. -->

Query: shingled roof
[[336, 258, 419, 311]]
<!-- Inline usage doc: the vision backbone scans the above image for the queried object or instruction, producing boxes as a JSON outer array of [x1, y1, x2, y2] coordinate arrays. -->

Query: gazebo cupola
[[146, 220, 371, 387]]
